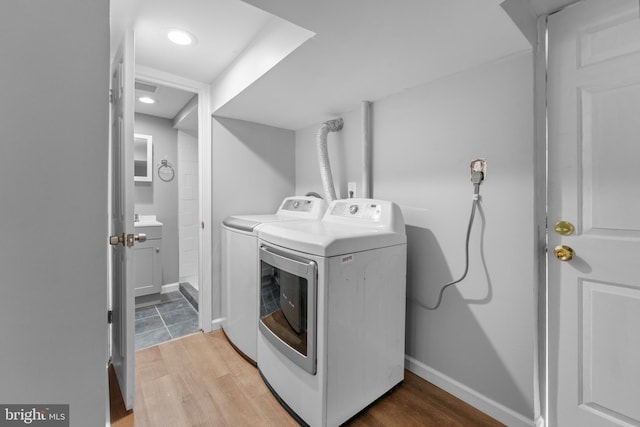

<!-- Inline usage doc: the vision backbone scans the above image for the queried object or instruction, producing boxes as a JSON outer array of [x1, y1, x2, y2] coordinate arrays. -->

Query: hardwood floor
[[109, 330, 504, 426]]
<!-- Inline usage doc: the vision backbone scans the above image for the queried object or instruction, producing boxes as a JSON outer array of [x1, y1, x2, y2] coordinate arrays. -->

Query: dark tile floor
[[135, 291, 198, 350]]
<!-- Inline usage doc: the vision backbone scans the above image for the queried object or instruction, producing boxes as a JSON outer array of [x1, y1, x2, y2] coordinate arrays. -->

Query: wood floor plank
[[179, 391, 230, 427], [140, 374, 192, 427], [230, 369, 270, 399], [110, 330, 504, 426], [136, 344, 167, 383], [203, 373, 266, 426], [249, 391, 301, 427], [184, 333, 235, 378], [131, 386, 150, 427], [156, 336, 191, 375], [202, 330, 256, 377]]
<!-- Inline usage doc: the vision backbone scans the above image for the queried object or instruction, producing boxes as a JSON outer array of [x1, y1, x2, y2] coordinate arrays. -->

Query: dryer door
[[259, 245, 317, 375]]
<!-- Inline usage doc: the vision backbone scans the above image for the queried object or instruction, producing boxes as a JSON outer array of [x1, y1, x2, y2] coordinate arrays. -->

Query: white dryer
[[257, 199, 407, 426], [221, 196, 327, 362]]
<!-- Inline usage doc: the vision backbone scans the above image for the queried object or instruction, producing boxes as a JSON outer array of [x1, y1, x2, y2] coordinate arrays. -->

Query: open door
[[547, 1, 640, 425], [109, 29, 136, 410]]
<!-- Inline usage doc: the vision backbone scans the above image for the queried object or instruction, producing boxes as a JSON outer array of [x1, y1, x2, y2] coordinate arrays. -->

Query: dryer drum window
[[259, 245, 317, 375]]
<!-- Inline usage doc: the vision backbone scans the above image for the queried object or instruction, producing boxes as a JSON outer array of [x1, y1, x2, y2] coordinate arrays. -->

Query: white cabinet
[[134, 223, 163, 297]]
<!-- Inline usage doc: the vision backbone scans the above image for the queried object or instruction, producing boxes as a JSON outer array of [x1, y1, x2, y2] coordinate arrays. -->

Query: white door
[[547, 1, 640, 426], [109, 30, 136, 411]]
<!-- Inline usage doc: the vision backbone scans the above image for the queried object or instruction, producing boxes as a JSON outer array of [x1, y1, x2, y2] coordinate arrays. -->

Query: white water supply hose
[[316, 118, 344, 202]]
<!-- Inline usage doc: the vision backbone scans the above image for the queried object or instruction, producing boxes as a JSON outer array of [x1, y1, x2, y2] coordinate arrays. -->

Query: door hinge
[[109, 89, 114, 104], [108, 310, 113, 324]]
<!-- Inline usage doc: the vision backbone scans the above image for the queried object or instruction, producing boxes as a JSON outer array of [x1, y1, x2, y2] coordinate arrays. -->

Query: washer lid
[[221, 196, 328, 232], [222, 213, 310, 232], [222, 216, 262, 232]]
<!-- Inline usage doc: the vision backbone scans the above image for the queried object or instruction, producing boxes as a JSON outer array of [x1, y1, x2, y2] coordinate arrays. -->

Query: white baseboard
[[405, 356, 537, 427], [179, 275, 199, 290], [161, 282, 180, 294], [210, 317, 224, 331]]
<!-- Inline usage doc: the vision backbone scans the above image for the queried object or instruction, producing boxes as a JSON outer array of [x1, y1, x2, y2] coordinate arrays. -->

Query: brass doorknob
[[554, 245, 574, 262], [554, 220, 574, 236]]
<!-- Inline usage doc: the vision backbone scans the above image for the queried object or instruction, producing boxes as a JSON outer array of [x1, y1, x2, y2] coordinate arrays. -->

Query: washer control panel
[[280, 198, 314, 212], [277, 196, 328, 218], [330, 201, 382, 221]]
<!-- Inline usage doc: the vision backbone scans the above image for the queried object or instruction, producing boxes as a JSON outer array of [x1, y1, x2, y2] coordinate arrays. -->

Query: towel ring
[[157, 159, 175, 182]]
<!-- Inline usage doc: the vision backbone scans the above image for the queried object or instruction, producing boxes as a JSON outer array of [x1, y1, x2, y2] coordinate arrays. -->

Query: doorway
[[108, 36, 213, 409], [133, 79, 201, 349]]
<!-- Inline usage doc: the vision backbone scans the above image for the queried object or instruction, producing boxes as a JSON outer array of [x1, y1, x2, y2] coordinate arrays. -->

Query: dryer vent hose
[[316, 118, 344, 202]]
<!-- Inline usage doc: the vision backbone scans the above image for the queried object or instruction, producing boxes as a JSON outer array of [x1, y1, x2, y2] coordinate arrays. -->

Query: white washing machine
[[221, 196, 327, 362], [257, 199, 407, 426]]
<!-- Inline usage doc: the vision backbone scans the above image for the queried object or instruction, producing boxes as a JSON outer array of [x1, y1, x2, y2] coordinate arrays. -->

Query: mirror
[[134, 133, 153, 182]]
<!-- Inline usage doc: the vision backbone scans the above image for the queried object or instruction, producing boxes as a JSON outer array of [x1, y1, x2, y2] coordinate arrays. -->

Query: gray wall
[[211, 117, 295, 320], [295, 52, 537, 422], [135, 113, 179, 285], [0, 0, 109, 424]]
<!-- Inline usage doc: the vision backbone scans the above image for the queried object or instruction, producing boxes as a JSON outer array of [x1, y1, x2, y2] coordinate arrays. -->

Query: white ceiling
[[111, 0, 274, 130], [131, 0, 272, 83], [111, 0, 576, 131], [217, 0, 532, 129], [134, 81, 194, 119], [528, 0, 578, 15]]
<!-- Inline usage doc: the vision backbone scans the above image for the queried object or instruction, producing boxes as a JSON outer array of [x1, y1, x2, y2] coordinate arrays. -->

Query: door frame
[[535, 7, 575, 426], [536, 2, 625, 425], [135, 65, 213, 333], [533, 12, 549, 427]]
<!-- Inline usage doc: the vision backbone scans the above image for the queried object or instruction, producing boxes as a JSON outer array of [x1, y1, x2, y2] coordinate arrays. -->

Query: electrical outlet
[[348, 182, 357, 198], [470, 159, 486, 184]]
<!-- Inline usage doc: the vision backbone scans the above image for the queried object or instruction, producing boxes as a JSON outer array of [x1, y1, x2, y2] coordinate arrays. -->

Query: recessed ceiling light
[[139, 96, 156, 104], [167, 29, 195, 46]]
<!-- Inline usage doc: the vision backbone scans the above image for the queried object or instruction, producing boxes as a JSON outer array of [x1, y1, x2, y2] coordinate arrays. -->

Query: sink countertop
[[135, 215, 163, 227]]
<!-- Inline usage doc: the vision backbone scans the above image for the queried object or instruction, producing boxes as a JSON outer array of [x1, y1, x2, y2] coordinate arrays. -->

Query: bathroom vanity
[[133, 215, 163, 297]]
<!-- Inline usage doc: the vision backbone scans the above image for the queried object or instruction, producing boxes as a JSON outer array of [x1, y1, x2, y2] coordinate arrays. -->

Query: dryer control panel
[[323, 199, 405, 233], [329, 201, 382, 221]]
